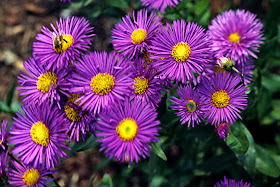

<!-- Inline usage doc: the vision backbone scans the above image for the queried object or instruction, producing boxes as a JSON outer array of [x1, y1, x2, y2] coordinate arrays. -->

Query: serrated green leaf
[[104, 0, 129, 10], [150, 142, 167, 161], [96, 173, 113, 187]]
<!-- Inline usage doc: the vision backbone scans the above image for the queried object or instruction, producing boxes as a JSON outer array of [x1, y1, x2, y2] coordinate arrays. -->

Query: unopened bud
[[216, 123, 230, 139], [217, 57, 235, 72]]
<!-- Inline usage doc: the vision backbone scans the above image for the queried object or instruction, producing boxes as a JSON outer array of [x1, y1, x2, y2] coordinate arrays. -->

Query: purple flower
[[216, 123, 230, 139], [69, 51, 133, 115], [208, 9, 264, 63], [149, 19, 212, 84], [170, 85, 206, 127], [33, 16, 95, 70], [10, 102, 69, 169], [214, 176, 252, 187], [129, 57, 165, 108], [60, 0, 71, 3], [0, 120, 9, 150], [17, 57, 71, 109], [9, 160, 55, 187], [111, 9, 162, 60], [140, 0, 183, 14], [96, 98, 161, 164], [62, 94, 96, 142], [197, 72, 248, 125], [0, 150, 8, 180]]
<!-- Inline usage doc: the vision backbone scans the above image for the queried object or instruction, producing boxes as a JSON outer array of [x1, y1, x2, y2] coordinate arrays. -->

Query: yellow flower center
[[131, 28, 147, 44], [133, 77, 149, 95], [144, 52, 154, 67], [211, 90, 230, 108], [23, 168, 40, 186], [172, 42, 191, 62], [90, 73, 115, 95], [64, 94, 83, 122], [36, 72, 58, 93], [186, 100, 197, 113], [30, 121, 50, 147], [229, 32, 240, 43], [116, 118, 138, 141], [53, 34, 74, 53]]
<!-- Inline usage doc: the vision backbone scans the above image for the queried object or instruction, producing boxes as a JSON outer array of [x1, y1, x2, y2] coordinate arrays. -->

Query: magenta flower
[[0, 150, 8, 180], [149, 19, 212, 84], [33, 16, 95, 70], [208, 9, 264, 63], [140, 0, 183, 14], [111, 9, 161, 60], [214, 176, 252, 187], [96, 98, 161, 164], [0, 120, 9, 150]]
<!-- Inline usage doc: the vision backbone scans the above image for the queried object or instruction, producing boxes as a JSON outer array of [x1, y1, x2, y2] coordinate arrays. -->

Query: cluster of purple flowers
[[0, 1, 264, 185]]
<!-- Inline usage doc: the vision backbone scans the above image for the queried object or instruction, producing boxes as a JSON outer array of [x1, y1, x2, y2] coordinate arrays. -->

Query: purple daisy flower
[[9, 160, 54, 187], [62, 94, 96, 142], [69, 51, 133, 115], [33, 16, 95, 70], [17, 57, 71, 109], [214, 176, 252, 187], [96, 98, 161, 164], [140, 0, 183, 14], [197, 72, 248, 125], [170, 85, 206, 127], [149, 19, 211, 84], [111, 9, 162, 60], [208, 9, 264, 63], [0, 120, 9, 150], [0, 150, 9, 180], [9, 102, 69, 169], [129, 57, 165, 108]]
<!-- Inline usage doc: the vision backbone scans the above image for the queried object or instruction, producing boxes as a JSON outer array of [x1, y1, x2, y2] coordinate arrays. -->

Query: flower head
[[208, 9, 264, 63], [33, 16, 95, 70], [96, 98, 161, 164], [140, 0, 183, 14], [0, 120, 9, 150], [0, 150, 8, 180], [198, 72, 248, 125], [10, 102, 69, 169], [9, 160, 55, 187], [170, 85, 206, 127], [149, 19, 211, 84], [111, 9, 161, 60], [17, 57, 71, 108], [69, 51, 133, 115], [214, 176, 252, 187]]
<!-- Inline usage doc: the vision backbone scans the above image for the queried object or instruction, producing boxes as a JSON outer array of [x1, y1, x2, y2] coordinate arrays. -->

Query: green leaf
[[255, 145, 280, 178], [150, 142, 167, 161], [96, 173, 113, 187], [70, 134, 99, 154], [67, 0, 93, 9], [104, 0, 129, 10]]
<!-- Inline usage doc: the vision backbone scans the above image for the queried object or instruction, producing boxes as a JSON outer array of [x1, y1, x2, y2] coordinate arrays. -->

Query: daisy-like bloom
[[9, 160, 54, 187], [214, 176, 252, 187], [111, 9, 161, 60], [149, 19, 211, 84], [208, 9, 264, 63], [216, 123, 230, 139], [17, 57, 71, 108], [0, 120, 9, 150], [170, 85, 206, 127], [69, 51, 133, 115], [9, 102, 69, 169], [62, 94, 96, 142], [33, 16, 95, 70], [129, 57, 165, 107], [96, 98, 161, 164], [0, 150, 8, 180], [140, 0, 183, 14], [197, 72, 248, 125]]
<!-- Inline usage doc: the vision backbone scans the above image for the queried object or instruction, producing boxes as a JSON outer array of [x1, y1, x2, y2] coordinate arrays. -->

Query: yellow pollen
[[53, 34, 74, 53], [30, 121, 50, 147], [186, 100, 197, 113], [133, 77, 149, 95], [131, 28, 147, 44], [64, 94, 83, 122], [172, 42, 191, 62], [211, 90, 230, 108], [36, 72, 58, 93], [90, 73, 115, 95], [116, 118, 138, 141], [144, 52, 155, 67], [229, 33, 240, 43], [23, 168, 40, 186]]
